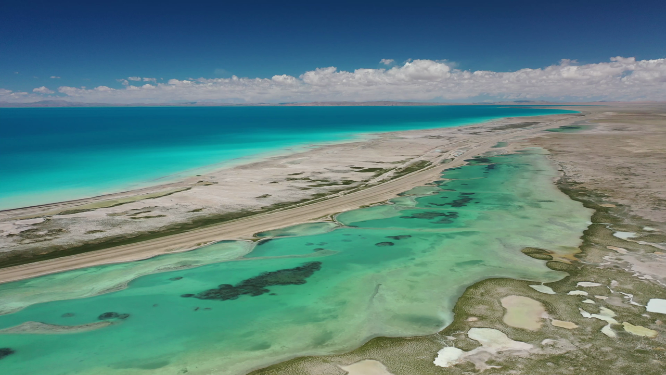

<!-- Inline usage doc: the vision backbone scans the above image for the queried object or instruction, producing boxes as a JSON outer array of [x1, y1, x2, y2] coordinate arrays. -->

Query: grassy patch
[[27, 188, 191, 218], [392, 160, 432, 179], [491, 121, 540, 131]]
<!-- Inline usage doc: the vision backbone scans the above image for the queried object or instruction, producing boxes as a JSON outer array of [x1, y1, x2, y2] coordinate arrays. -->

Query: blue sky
[[1, 0, 665, 102]]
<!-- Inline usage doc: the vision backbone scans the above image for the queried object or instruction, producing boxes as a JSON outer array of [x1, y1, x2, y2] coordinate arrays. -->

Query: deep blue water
[[0, 106, 574, 209]]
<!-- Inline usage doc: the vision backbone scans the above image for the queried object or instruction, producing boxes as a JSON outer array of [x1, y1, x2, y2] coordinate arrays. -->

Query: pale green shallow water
[[0, 149, 592, 375]]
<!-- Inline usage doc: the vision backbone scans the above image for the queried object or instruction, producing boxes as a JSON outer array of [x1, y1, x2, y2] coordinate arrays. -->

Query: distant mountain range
[[0, 99, 645, 108]]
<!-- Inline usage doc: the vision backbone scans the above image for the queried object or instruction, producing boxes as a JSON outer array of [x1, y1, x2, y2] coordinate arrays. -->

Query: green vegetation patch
[[545, 125, 593, 133], [30, 188, 192, 218], [392, 160, 432, 179], [521, 247, 554, 261], [492, 121, 540, 131]]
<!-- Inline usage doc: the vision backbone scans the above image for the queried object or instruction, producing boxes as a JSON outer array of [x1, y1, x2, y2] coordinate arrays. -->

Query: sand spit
[[0, 112, 590, 283], [0, 320, 113, 335]]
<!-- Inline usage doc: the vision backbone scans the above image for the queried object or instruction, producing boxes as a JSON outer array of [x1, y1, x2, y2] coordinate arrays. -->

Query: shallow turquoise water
[[0, 150, 591, 375], [0, 106, 575, 209]]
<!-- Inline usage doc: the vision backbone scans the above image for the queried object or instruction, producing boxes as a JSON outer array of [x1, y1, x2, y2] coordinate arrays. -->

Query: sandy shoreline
[[0, 111, 595, 283], [0, 112, 553, 214], [0, 131, 378, 213]]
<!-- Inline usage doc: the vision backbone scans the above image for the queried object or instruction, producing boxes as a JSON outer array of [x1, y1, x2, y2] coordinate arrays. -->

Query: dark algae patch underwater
[[0, 348, 15, 360], [184, 262, 322, 301]]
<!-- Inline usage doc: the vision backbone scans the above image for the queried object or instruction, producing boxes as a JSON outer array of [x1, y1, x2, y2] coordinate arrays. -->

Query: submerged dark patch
[[169, 276, 183, 281], [440, 193, 475, 208], [375, 242, 395, 247], [455, 260, 484, 267], [386, 235, 411, 240], [61, 312, 75, 318], [0, 348, 15, 360], [401, 211, 459, 223], [110, 359, 170, 370], [546, 125, 585, 132], [188, 262, 322, 301], [98, 312, 130, 320], [465, 157, 493, 165], [400, 314, 443, 328]]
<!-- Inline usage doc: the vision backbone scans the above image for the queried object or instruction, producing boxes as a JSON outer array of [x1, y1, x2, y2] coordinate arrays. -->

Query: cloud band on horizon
[[2, 57, 666, 103]]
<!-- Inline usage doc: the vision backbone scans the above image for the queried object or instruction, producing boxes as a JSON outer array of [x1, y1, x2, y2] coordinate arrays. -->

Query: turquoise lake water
[[0, 149, 592, 375], [0, 106, 574, 209]]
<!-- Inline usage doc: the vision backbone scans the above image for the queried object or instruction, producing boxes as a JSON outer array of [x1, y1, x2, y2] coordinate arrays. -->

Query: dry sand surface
[[529, 104, 666, 286], [531, 105, 666, 225], [0, 110, 603, 283]]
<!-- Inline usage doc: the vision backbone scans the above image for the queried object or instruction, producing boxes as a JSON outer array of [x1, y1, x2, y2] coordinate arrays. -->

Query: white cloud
[[6, 56, 666, 104], [142, 77, 157, 83], [50, 76, 61, 79], [167, 79, 193, 86], [380, 59, 394, 65], [57, 86, 77, 95], [33, 86, 54, 94], [0, 89, 33, 102], [127, 76, 142, 81], [271, 74, 298, 84]]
